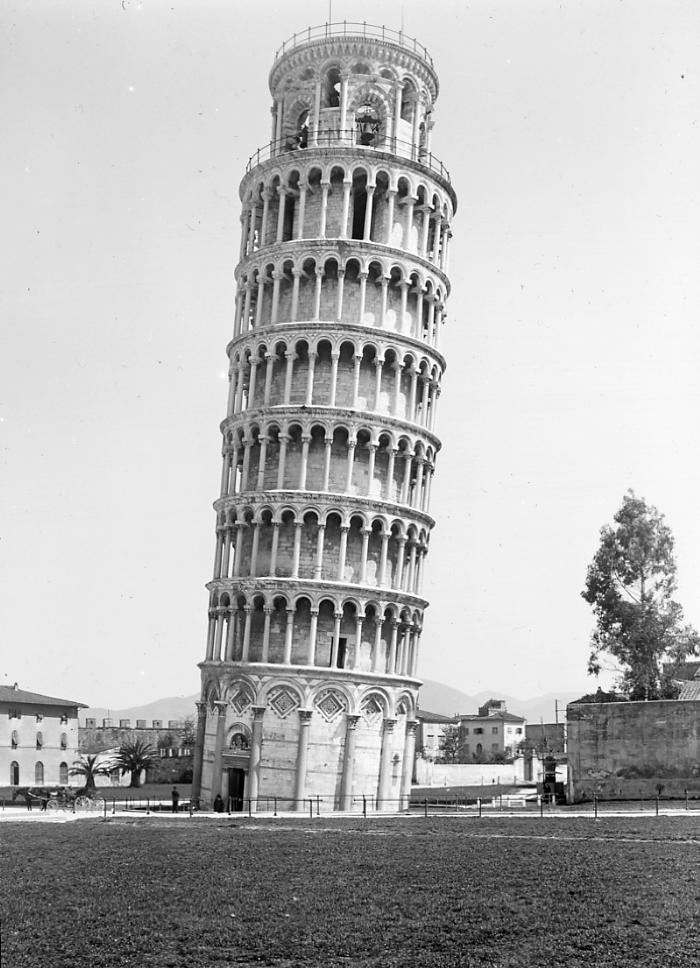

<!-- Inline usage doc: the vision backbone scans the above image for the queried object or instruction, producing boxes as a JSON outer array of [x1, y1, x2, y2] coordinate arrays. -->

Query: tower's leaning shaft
[[193, 23, 456, 811]]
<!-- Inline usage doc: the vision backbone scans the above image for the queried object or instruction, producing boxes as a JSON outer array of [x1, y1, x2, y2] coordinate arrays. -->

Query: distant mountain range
[[81, 680, 581, 726]]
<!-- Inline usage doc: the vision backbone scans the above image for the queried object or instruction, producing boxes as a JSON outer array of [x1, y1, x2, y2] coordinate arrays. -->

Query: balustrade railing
[[273, 22, 434, 67], [245, 130, 451, 183]]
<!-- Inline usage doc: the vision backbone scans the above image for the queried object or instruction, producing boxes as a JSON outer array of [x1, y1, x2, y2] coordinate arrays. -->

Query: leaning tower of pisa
[[192, 23, 455, 811]]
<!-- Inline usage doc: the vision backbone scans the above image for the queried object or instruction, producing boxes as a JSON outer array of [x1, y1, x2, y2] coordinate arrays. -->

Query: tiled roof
[[0, 685, 88, 708], [416, 708, 458, 723], [459, 711, 526, 723], [678, 682, 700, 701]]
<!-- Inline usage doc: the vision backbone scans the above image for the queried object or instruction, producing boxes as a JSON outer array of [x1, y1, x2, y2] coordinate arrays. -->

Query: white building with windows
[[1, 684, 86, 788], [457, 700, 526, 761]]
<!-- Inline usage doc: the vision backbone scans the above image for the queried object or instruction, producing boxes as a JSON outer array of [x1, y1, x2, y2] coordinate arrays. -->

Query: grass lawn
[[1, 815, 698, 967]]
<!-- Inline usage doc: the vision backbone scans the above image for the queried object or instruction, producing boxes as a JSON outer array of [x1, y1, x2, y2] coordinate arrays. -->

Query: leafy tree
[[436, 724, 460, 763], [181, 715, 196, 747], [114, 739, 158, 788], [69, 754, 112, 790], [582, 491, 699, 700]]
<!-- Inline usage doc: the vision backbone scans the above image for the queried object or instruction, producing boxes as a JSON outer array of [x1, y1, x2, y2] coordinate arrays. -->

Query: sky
[[1, 0, 699, 709]]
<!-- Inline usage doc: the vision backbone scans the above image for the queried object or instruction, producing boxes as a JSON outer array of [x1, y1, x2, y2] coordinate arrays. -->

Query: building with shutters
[[1, 683, 86, 788], [192, 22, 456, 811]]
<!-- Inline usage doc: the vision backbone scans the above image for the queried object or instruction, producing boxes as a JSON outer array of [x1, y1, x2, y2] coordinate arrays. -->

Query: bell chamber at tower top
[[243, 24, 455, 192]]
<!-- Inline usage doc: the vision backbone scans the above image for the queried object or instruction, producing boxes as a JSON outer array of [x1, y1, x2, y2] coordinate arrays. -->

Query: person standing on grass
[[25, 789, 34, 811], [171, 786, 180, 813]]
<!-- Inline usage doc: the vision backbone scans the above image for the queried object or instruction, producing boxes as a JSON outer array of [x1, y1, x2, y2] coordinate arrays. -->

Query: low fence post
[[248, 798, 252, 818], [316, 795, 320, 817], [539, 795, 543, 818], [274, 797, 277, 817], [423, 798, 428, 818], [685, 788, 689, 811], [655, 795, 659, 818], [593, 794, 598, 820], [362, 794, 367, 819], [309, 798, 313, 819], [146, 798, 150, 816]]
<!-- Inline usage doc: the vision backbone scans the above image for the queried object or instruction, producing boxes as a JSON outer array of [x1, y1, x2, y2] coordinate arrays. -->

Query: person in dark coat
[[213, 794, 224, 813], [171, 787, 180, 813]]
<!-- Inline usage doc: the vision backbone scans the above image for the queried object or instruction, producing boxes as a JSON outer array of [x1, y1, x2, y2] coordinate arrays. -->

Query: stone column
[[335, 269, 345, 320], [399, 720, 419, 809], [363, 184, 376, 241], [276, 434, 289, 488], [275, 186, 287, 243], [261, 607, 272, 662], [270, 521, 280, 575], [241, 606, 252, 661], [283, 607, 295, 663], [255, 276, 265, 328], [379, 532, 389, 588], [295, 182, 307, 239], [191, 700, 207, 807], [377, 276, 387, 327], [337, 525, 349, 581], [329, 351, 340, 406], [359, 528, 370, 584], [210, 701, 228, 802], [345, 440, 355, 492], [311, 79, 321, 145], [399, 280, 409, 333], [249, 521, 260, 576], [256, 436, 268, 490], [393, 361, 403, 415], [263, 353, 274, 405], [339, 714, 361, 810], [270, 270, 282, 323], [353, 615, 364, 670], [213, 609, 224, 661], [307, 608, 319, 665], [290, 268, 302, 321], [248, 705, 265, 805], [339, 72, 350, 134], [358, 271, 368, 322], [388, 621, 399, 673], [299, 436, 311, 490], [248, 358, 259, 409], [331, 611, 342, 667], [314, 522, 326, 579], [396, 537, 407, 590], [224, 609, 236, 661], [340, 180, 352, 238], [322, 438, 333, 490], [319, 181, 330, 238], [213, 527, 224, 578], [294, 710, 313, 809], [352, 354, 362, 408], [233, 523, 244, 577], [260, 189, 271, 245], [291, 521, 303, 577], [313, 268, 323, 320], [403, 197, 416, 250], [377, 718, 397, 810], [367, 443, 377, 495], [305, 352, 317, 405], [385, 189, 396, 244], [385, 448, 396, 500], [372, 619, 383, 673], [283, 351, 295, 404]]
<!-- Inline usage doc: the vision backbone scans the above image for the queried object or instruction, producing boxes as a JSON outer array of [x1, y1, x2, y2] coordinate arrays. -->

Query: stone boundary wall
[[567, 699, 700, 801], [414, 758, 525, 788]]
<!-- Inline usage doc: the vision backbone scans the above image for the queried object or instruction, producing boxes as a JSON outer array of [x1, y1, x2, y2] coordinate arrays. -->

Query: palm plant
[[114, 739, 157, 788], [69, 754, 112, 790]]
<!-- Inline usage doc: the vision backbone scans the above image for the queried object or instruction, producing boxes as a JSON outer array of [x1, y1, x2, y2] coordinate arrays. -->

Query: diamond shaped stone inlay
[[361, 696, 383, 725], [269, 687, 300, 719], [230, 685, 253, 715], [315, 689, 347, 722]]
